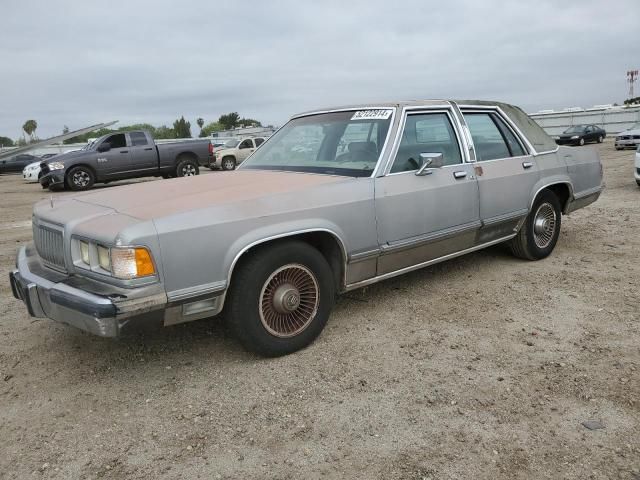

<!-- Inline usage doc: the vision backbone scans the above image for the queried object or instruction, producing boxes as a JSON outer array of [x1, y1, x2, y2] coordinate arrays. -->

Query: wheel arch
[[175, 151, 198, 165], [226, 228, 348, 296], [530, 180, 574, 214]]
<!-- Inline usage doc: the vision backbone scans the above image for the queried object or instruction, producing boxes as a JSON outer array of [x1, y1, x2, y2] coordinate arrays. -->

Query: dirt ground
[[0, 141, 638, 479]]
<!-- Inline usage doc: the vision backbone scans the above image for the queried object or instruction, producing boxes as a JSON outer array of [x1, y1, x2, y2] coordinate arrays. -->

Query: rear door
[[127, 131, 158, 174], [374, 109, 480, 275], [96, 133, 131, 177], [461, 109, 539, 242]]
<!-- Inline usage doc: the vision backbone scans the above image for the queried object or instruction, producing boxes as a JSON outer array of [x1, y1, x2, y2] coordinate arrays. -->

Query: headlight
[[97, 245, 111, 271], [47, 162, 65, 170], [79, 240, 90, 264], [111, 247, 156, 279], [554, 136, 560, 140], [571, 135, 579, 139]]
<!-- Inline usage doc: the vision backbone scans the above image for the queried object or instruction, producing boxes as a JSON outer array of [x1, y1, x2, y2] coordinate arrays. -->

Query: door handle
[[120, 150, 129, 154], [143, 147, 153, 151], [453, 171, 467, 179], [522, 161, 533, 169]]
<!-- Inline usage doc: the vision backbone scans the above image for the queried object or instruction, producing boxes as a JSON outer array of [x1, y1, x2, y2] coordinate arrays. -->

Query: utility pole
[[628, 70, 639, 98]]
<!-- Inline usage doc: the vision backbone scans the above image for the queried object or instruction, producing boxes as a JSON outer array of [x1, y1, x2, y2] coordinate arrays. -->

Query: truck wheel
[[221, 156, 236, 171], [176, 158, 199, 177], [66, 166, 95, 191], [509, 190, 562, 260], [226, 241, 336, 357]]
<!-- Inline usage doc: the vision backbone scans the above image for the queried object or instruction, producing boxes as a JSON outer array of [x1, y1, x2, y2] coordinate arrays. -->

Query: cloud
[[0, 0, 637, 139]]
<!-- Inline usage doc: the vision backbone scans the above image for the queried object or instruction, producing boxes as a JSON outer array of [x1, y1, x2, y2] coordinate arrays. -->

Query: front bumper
[[10, 245, 168, 337], [39, 171, 65, 189], [615, 138, 640, 149]]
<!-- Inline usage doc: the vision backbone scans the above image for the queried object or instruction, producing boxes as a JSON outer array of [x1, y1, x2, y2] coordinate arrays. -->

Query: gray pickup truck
[[39, 130, 212, 191], [11, 100, 602, 357]]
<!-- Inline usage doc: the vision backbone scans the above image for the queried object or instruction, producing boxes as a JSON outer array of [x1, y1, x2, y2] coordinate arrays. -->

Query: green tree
[[155, 125, 176, 139], [172, 116, 191, 138], [238, 117, 262, 127], [218, 112, 240, 130], [22, 119, 38, 141], [199, 121, 223, 137], [0, 136, 14, 147]]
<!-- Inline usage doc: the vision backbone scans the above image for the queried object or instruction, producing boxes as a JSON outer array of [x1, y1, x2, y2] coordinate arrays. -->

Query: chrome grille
[[33, 224, 66, 271]]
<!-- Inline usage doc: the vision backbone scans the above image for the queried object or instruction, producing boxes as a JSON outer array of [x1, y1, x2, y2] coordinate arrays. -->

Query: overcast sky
[[1, 0, 638, 139]]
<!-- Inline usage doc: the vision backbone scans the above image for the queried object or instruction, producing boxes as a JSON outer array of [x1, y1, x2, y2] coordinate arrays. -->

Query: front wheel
[[578, 137, 585, 146], [226, 241, 336, 357], [176, 157, 199, 177], [66, 166, 95, 191], [597, 135, 604, 143], [509, 190, 562, 260]]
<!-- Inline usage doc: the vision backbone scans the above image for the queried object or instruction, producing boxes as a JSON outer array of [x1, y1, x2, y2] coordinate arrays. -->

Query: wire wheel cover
[[259, 264, 319, 338], [533, 202, 556, 248]]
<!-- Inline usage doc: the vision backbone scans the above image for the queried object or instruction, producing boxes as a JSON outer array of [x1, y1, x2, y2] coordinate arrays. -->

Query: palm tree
[[22, 119, 38, 141]]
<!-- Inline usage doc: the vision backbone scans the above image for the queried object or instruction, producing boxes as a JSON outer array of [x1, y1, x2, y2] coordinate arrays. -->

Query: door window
[[239, 139, 253, 149], [464, 113, 525, 161], [390, 112, 462, 173], [130, 132, 148, 146], [104, 133, 126, 149], [254, 138, 265, 146]]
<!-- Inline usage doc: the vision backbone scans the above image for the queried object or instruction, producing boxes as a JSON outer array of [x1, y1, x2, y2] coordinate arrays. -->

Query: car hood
[[214, 147, 235, 156], [25, 161, 41, 169], [43, 149, 87, 164], [67, 170, 351, 220], [617, 129, 640, 136]]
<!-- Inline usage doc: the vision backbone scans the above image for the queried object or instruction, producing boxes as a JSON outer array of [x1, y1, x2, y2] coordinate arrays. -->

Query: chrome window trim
[[380, 106, 466, 176], [249, 106, 397, 179], [458, 104, 560, 155], [459, 107, 531, 158]]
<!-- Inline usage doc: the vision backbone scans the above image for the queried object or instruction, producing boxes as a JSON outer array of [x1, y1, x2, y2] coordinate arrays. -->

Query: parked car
[[10, 100, 603, 357], [615, 122, 640, 150], [635, 144, 640, 186], [22, 161, 43, 182], [554, 125, 606, 146], [0, 153, 40, 174], [39, 130, 212, 191], [211, 137, 266, 170]]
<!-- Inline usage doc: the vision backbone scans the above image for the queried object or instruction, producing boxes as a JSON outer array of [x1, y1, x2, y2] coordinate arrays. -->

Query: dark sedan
[[554, 124, 606, 146], [0, 153, 41, 174]]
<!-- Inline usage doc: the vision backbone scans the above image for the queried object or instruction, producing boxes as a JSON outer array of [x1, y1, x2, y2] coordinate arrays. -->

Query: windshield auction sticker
[[351, 109, 393, 120]]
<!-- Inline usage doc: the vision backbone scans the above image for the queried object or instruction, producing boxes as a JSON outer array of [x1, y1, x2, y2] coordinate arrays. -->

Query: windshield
[[564, 125, 585, 134], [223, 139, 240, 148], [240, 109, 393, 177]]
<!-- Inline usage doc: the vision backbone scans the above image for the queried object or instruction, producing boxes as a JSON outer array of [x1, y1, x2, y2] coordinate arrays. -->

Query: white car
[[22, 161, 42, 182], [635, 144, 640, 186]]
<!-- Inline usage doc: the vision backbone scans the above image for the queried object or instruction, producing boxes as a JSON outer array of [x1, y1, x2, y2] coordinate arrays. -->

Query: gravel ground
[[0, 141, 638, 479]]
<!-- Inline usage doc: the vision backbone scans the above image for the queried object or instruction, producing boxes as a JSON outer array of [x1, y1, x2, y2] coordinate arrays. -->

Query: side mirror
[[97, 142, 111, 152], [415, 153, 444, 176]]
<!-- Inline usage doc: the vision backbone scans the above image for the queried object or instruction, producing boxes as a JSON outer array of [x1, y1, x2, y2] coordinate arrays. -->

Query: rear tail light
[[208, 143, 213, 154]]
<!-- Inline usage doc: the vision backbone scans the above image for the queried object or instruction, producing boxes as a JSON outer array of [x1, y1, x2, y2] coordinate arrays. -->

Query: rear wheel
[[509, 190, 562, 260], [66, 166, 95, 191], [175, 157, 199, 177], [226, 241, 336, 357], [221, 156, 236, 171]]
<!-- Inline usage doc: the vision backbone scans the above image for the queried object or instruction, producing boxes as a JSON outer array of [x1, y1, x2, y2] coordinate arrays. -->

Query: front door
[[96, 133, 131, 178], [461, 110, 540, 242], [375, 110, 480, 275], [237, 139, 255, 164]]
